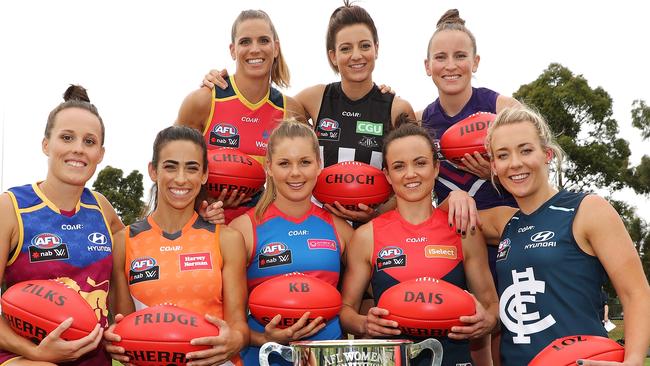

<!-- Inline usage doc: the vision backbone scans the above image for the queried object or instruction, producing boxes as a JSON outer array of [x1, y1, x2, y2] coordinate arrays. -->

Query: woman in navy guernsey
[[203, 1, 416, 225], [0, 85, 123, 365], [339, 121, 499, 366], [473, 105, 650, 365], [229, 120, 353, 366], [176, 9, 305, 224]]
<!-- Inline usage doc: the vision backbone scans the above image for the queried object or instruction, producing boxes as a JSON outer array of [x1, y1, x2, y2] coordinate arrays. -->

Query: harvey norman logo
[[424, 245, 457, 259]]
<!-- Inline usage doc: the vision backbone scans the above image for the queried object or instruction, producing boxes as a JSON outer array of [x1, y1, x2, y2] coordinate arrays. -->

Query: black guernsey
[[315, 82, 394, 169]]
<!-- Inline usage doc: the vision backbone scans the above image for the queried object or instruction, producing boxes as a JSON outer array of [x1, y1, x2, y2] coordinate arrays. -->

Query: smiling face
[[42, 107, 105, 187], [425, 29, 479, 97], [490, 121, 553, 200], [329, 23, 377, 83], [267, 136, 321, 205], [149, 139, 207, 212], [384, 135, 439, 204], [230, 18, 279, 80]]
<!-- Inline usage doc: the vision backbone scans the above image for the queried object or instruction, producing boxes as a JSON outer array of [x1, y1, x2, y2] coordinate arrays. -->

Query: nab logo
[[131, 257, 157, 272], [261, 242, 288, 256], [318, 118, 339, 131], [378, 246, 403, 259], [31, 233, 62, 248], [212, 124, 238, 138], [530, 231, 555, 242], [87, 232, 108, 245]]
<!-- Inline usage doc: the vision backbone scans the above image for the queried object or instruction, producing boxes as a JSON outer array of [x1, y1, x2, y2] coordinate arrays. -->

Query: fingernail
[[449, 223, 453, 227], [471, 226, 476, 231], [576, 360, 583, 365], [461, 231, 466, 235], [456, 229, 461, 234]]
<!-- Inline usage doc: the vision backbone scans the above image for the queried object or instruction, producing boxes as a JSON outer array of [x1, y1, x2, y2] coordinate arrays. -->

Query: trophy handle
[[259, 342, 294, 365], [407, 338, 444, 366]]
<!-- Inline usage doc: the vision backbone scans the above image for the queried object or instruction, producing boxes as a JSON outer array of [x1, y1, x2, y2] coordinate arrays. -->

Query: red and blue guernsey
[[241, 203, 343, 366], [422, 87, 516, 210], [496, 190, 607, 366], [371, 208, 472, 366], [1, 183, 112, 366]]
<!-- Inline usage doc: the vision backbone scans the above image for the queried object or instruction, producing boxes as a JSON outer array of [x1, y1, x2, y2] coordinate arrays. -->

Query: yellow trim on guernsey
[[6, 191, 24, 266]]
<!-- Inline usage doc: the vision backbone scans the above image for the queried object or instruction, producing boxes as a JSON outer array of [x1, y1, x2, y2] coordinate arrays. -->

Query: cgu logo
[[31, 233, 62, 248], [378, 246, 403, 259], [212, 124, 238, 137], [131, 257, 157, 272], [261, 242, 288, 256], [319, 118, 339, 131]]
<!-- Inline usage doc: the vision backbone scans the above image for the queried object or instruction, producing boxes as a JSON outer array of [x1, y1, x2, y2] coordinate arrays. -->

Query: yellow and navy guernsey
[[203, 75, 286, 222], [0, 183, 113, 366], [124, 212, 242, 366], [203, 74, 286, 164]]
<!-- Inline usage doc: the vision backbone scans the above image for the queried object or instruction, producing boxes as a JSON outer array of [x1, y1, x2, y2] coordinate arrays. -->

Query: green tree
[[513, 63, 633, 192], [93, 166, 144, 225], [631, 99, 650, 140]]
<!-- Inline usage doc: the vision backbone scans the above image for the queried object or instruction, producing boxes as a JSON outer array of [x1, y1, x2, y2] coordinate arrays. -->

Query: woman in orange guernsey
[[105, 126, 249, 366], [339, 121, 498, 366], [176, 9, 304, 224]]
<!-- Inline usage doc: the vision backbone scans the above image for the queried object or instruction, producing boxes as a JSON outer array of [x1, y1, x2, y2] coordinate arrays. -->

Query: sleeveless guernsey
[[421, 87, 516, 209], [496, 190, 607, 366], [124, 212, 241, 366], [370, 209, 472, 366], [241, 204, 343, 366], [1, 183, 112, 366], [316, 82, 394, 169]]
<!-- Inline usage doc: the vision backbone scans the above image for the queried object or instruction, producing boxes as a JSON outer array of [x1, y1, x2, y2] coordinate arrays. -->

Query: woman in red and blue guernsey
[[0, 85, 123, 366], [229, 120, 353, 366], [340, 121, 498, 366]]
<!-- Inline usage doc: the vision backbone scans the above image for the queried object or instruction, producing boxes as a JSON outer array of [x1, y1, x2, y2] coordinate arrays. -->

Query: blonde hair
[[486, 105, 565, 187], [231, 10, 290, 88], [427, 9, 477, 59], [254, 120, 320, 220]]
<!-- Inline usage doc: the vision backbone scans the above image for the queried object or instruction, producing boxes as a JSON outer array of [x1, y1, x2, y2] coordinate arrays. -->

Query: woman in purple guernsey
[[418, 9, 519, 365], [0, 85, 123, 366]]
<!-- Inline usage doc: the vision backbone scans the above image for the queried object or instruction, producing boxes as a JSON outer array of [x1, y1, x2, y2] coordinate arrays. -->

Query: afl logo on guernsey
[[129, 257, 160, 285], [259, 242, 293, 269], [316, 118, 341, 141], [29, 233, 69, 262], [376, 246, 406, 271], [496, 238, 511, 261], [209, 123, 240, 148]]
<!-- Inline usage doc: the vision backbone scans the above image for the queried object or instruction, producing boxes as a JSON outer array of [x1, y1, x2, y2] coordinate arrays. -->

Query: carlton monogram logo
[[530, 231, 555, 242], [500, 267, 556, 344]]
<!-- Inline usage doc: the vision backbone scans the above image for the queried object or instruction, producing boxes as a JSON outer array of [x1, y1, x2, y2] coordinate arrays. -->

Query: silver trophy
[[259, 338, 443, 366]]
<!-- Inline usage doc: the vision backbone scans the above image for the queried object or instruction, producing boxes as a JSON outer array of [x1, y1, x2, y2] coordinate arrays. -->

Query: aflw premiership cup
[[259, 338, 443, 366]]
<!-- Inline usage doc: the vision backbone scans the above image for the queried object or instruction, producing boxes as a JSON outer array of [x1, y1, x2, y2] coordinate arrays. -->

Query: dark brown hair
[[45, 85, 105, 145], [326, 0, 379, 73], [427, 9, 477, 59], [382, 114, 437, 168]]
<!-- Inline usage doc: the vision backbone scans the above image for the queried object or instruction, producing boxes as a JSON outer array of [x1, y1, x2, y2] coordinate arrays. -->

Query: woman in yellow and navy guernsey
[[176, 9, 305, 224], [0, 85, 123, 366], [104, 126, 249, 366]]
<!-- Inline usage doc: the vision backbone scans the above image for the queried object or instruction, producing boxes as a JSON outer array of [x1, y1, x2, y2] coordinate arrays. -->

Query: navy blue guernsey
[[496, 190, 607, 366], [315, 82, 394, 169]]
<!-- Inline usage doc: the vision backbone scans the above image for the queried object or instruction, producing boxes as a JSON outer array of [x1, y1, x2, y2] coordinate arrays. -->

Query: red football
[[529, 335, 625, 366], [1, 279, 97, 343], [312, 161, 392, 210], [249, 273, 342, 328], [439, 112, 496, 165], [377, 277, 475, 337], [206, 148, 266, 199], [114, 305, 219, 366]]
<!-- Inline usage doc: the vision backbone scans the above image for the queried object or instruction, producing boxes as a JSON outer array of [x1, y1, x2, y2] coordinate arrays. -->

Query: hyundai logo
[[530, 231, 555, 242], [88, 232, 108, 245]]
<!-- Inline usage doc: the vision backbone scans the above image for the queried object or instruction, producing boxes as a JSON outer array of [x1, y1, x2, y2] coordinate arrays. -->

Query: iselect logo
[[356, 121, 383, 136]]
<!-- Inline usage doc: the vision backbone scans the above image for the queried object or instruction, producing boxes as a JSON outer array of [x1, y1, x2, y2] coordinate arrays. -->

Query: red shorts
[[0, 351, 19, 365]]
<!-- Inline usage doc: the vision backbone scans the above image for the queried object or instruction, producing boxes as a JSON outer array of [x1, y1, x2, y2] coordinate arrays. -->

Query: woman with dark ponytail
[[0, 85, 123, 365], [229, 120, 353, 366], [340, 120, 498, 366]]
